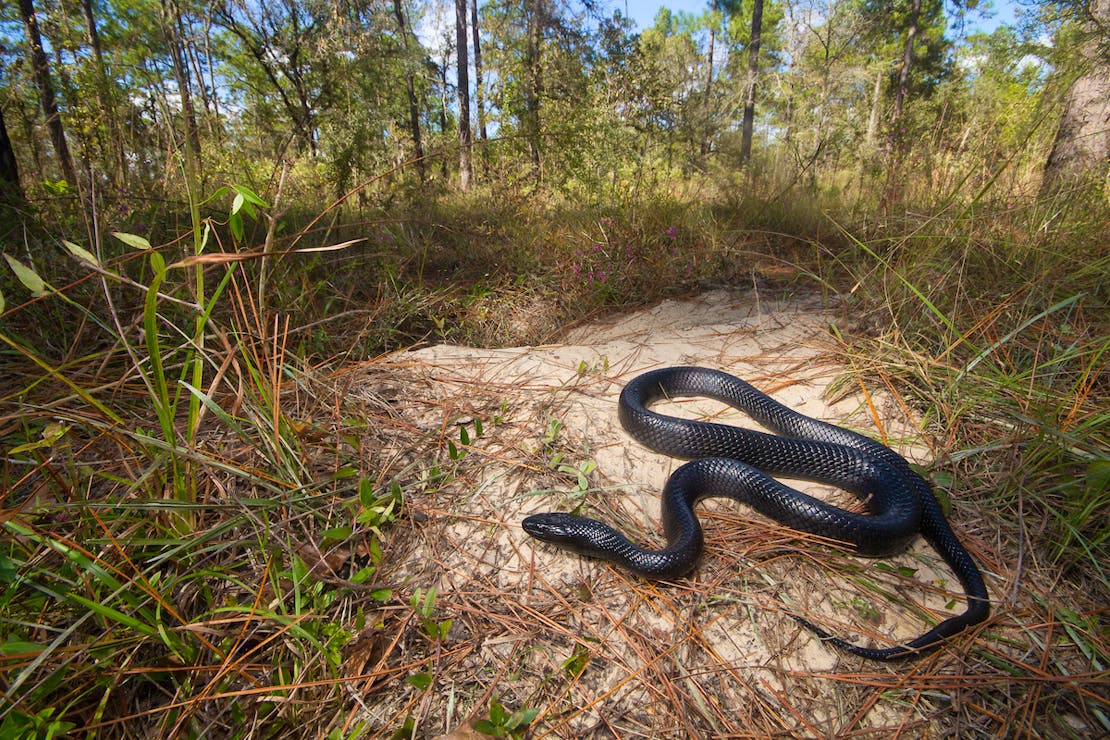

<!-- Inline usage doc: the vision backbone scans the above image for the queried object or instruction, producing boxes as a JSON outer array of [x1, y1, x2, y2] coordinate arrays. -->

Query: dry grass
[[313, 341, 1103, 738], [3, 307, 1106, 738], [2, 190, 1107, 738]]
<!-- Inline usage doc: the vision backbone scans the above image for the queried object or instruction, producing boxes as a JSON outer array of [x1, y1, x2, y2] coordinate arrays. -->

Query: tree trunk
[[80, 0, 105, 69], [393, 0, 426, 182], [80, 0, 127, 184], [523, 0, 544, 179], [18, 0, 79, 187], [440, 62, 450, 179], [201, 9, 223, 136], [867, 66, 883, 145], [1041, 0, 1110, 192], [0, 104, 25, 205], [162, 0, 203, 163], [702, 23, 715, 156], [184, 15, 216, 127], [890, 0, 920, 135], [882, 0, 921, 209], [739, 0, 764, 166], [456, 0, 472, 190], [470, 0, 488, 144]]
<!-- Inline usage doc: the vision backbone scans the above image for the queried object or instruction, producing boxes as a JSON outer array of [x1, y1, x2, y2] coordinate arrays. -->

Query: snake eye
[[523, 513, 602, 550], [522, 513, 571, 542]]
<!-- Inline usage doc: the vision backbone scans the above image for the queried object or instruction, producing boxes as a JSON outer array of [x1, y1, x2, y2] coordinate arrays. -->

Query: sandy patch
[[350, 289, 982, 736]]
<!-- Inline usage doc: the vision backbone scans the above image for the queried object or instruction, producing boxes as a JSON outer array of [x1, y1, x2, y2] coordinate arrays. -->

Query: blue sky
[[616, 0, 1020, 35]]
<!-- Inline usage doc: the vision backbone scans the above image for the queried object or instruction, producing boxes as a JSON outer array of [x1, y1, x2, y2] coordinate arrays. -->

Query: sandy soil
[[348, 289, 987, 736]]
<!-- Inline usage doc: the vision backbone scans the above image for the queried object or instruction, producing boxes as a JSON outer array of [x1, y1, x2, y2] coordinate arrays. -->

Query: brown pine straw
[[348, 349, 1101, 737], [360, 346, 1092, 735], [4, 296, 1105, 738]]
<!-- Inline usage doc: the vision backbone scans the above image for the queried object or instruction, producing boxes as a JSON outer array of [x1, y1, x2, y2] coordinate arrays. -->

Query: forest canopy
[[1, 0, 1103, 218]]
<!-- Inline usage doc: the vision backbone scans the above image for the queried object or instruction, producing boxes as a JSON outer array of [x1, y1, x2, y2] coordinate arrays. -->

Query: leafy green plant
[[562, 644, 590, 678], [0, 181, 408, 735], [538, 416, 597, 498], [406, 671, 434, 691], [391, 716, 417, 738], [557, 459, 597, 499], [0, 705, 75, 740], [13, 184, 267, 535], [358, 478, 404, 539], [473, 697, 539, 739], [448, 417, 485, 460], [840, 596, 881, 622], [541, 417, 564, 457], [411, 586, 452, 642], [577, 356, 610, 376]]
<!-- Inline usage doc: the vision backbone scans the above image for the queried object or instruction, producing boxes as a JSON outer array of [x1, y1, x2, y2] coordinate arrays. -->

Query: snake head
[[522, 513, 587, 545], [522, 512, 631, 562], [523, 512, 699, 580]]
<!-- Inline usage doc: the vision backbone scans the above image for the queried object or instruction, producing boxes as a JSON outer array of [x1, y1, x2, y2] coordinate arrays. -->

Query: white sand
[[359, 289, 970, 733]]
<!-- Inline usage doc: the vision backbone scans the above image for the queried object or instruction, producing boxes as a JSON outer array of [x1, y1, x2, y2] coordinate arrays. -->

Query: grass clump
[[0, 186, 448, 735], [825, 188, 1107, 731], [835, 189, 1108, 579]]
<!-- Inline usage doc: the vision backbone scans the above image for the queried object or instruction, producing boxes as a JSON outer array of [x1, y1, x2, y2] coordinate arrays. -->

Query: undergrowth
[[835, 186, 1108, 579], [1, 177, 1107, 736]]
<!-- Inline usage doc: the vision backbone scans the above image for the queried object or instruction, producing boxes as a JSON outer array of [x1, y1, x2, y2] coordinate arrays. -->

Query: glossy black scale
[[524, 366, 989, 660]]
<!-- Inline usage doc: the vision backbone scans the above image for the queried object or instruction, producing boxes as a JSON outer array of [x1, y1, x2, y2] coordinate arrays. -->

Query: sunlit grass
[[1, 177, 1107, 736]]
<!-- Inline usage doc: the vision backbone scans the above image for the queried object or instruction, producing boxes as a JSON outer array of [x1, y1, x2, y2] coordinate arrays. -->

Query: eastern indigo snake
[[523, 366, 989, 660]]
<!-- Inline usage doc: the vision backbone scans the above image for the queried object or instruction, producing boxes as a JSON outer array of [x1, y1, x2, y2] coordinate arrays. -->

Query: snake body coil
[[523, 366, 989, 660]]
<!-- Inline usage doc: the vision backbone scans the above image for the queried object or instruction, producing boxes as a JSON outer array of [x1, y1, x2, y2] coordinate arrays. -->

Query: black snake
[[523, 366, 989, 660]]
